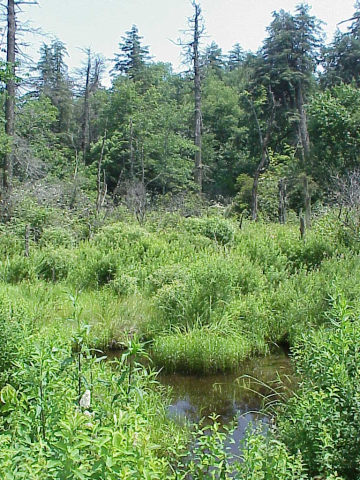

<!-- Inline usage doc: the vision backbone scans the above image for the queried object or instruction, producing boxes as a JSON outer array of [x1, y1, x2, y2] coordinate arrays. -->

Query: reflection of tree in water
[[159, 350, 294, 424]]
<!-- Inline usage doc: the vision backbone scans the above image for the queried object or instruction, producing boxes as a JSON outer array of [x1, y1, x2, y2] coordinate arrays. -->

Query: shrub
[[279, 294, 360, 478], [34, 248, 74, 282], [153, 254, 267, 330], [39, 226, 76, 248], [184, 216, 236, 245], [1, 255, 35, 283]]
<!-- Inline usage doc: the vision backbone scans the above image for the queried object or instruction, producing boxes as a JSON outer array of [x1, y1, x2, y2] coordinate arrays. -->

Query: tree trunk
[[249, 88, 276, 222], [193, 2, 202, 190], [300, 216, 306, 240], [278, 178, 287, 224], [96, 126, 107, 215], [303, 174, 311, 229], [251, 148, 268, 221], [129, 116, 134, 179], [4, 0, 16, 190], [81, 51, 91, 163], [296, 84, 310, 164]]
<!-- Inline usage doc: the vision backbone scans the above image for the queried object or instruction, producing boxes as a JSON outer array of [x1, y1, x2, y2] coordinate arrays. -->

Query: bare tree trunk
[[249, 89, 276, 221], [4, 0, 16, 190], [96, 125, 107, 215], [296, 84, 310, 164], [81, 50, 91, 163], [69, 148, 79, 209], [303, 174, 311, 228], [300, 216, 306, 240], [193, 1, 202, 190], [129, 116, 134, 179], [278, 178, 287, 224], [251, 147, 268, 221], [24, 224, 30, 257]]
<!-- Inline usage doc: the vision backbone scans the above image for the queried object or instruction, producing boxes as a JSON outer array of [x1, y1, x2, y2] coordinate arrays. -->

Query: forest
[[1, 0, 360, 478]]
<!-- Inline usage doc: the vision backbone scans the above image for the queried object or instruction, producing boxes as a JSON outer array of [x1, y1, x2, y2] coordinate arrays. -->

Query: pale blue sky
[[19, 0, 357, 84]]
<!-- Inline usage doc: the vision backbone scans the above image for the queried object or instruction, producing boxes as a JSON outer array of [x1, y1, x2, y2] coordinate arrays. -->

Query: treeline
[[2, 1, 360, 219]]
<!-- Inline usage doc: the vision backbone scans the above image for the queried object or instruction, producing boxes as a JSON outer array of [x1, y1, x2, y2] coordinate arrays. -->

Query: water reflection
[[159, 350, 294, 446]]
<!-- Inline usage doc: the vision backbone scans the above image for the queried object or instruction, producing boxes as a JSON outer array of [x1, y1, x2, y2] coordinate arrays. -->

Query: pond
[[158, 349, 294, 447]]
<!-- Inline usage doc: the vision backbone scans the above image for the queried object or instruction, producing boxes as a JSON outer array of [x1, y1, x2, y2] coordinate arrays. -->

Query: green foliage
[[238, 426, 307, 479], [183, 216, 236, 245], [279, 293, 360, 478], [308, 84, 360, 181], [152, 323, 252, 373]]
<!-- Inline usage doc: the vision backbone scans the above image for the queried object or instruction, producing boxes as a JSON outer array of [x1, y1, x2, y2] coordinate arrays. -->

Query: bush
[[184, 216, 236, 245], [69, 247, 119, 288], [39, 226, 76, 249], [279, 294, 360, 478], [153, 254, 266, 329], [1, 255, 35, 283], [35, 248, 75, 282]]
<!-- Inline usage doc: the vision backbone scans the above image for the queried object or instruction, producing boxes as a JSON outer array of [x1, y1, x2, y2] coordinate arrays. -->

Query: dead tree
[[192, 1, 203, 189], [96, 125, 108, 215], [3, 0, 15, 190], [278, 178, 287, 224], [303, 174, 311, 229], [296, 84, 310, 164], [248, 88, 276, 221], [176, 1, 205, 191], [300, 216, 306, 240], [2, 0, 38, 191], [79, 48, 105, 163]]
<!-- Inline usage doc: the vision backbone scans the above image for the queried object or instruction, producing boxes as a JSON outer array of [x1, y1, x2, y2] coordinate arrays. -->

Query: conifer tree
[[113, 25, 150, 81]]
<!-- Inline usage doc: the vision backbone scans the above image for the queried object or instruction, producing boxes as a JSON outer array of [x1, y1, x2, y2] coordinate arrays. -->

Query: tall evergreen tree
[[113, 25, 150, 81], [322, 2, 360, 87], [261, 4, 323, 163], [36, 40, 73, 134], [202, 41, 223, 77], [227, 43, 246, 71]]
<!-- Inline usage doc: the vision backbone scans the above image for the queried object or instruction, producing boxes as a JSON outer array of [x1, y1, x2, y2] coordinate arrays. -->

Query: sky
[[15, 0, 358, 84]]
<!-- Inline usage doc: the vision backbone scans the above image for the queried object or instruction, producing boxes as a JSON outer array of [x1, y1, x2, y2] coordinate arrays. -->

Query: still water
[[158, 350, 294, 445]]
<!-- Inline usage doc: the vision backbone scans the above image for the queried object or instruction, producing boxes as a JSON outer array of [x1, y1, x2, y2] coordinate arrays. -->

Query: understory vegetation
[[1, 202, 360, 478]]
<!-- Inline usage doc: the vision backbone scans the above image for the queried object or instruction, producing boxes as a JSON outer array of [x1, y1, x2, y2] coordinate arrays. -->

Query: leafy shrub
[[184, 216, 236, 245], [237, 425, 307, 479], [279, 294, 360, 478], [109, 273, 139, 296], [68, 247, 120, 288], [34, 248, 75, 282], [0, 229, 23, 257], [39, 226, 76, 248], [153, 254, 267, 330]]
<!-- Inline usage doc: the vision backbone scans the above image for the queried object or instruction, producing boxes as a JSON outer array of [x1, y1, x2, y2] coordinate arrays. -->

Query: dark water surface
[[158, 350, 294, 446]]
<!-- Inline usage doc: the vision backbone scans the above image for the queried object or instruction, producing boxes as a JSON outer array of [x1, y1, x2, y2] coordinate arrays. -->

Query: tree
[[227, 43, 246, 71], [202, 41, 223, 77], [261, 4, 323, 163], [322, 2, 360, 87], [36, 39, 74, 135], [3, 0, 15, 190], [201, 74, 246, 196], [177, 1, 206, 190], [246, 87, 276, 220], [1, 0, 38, 191], [113, 25, 150, 81], [77, 47, 105, 162], [308, 84, 360, 183]]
